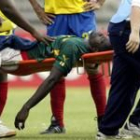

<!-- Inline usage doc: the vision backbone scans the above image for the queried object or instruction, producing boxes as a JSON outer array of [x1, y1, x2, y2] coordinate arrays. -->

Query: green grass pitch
[[1, 87, 140, 140]]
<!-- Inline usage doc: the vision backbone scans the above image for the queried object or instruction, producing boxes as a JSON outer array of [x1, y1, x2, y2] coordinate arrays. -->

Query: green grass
[[1, 87, 140, 140]]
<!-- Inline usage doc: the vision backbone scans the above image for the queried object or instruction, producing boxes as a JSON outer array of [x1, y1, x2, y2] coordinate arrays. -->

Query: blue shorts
[[0, 35, 37, 51], [47, 11, 96, 37]]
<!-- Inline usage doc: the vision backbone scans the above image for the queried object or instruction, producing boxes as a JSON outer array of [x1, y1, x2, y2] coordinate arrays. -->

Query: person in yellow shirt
[[29, 0, 106, 134], [0, 11, 17, 138], [0, 12, 16, 35]]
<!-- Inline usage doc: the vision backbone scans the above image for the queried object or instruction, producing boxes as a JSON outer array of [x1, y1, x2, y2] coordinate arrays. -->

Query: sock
[[88, 73, 106, 118], [50, 78, 66, 127], [0, 82, 8, 116]]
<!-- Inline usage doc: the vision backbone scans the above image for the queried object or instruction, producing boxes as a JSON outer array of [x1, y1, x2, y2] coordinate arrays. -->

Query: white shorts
[[1, 48, 22, 63]]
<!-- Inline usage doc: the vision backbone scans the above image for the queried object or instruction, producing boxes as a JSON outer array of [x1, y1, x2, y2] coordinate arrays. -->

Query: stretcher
[[0, 50, 114, 76]]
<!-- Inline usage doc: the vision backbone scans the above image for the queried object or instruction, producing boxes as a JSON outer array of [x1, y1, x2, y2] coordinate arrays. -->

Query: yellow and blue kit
[[44, 0, 96, 37], [44, 0, 86, 14], [0, 11, 17, 50], [0, 11, 16, 36]]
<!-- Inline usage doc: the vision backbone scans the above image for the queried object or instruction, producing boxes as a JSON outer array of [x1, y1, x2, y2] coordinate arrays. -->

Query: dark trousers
[[99, 21, 140, 135]]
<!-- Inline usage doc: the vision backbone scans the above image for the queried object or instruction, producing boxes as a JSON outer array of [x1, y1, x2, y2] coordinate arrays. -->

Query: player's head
[[88, 31, 112, 52]]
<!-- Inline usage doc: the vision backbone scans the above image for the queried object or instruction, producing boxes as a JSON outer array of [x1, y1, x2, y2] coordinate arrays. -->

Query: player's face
[[89, 32, 109, 52], [88, 32, 102, 52]]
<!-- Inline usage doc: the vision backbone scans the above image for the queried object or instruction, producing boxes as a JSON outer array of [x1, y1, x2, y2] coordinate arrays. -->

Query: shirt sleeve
[[132, 0, 140, 7]]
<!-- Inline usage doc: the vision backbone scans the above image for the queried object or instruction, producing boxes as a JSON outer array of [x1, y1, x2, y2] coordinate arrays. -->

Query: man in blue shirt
[[96, 0, 140, 139]]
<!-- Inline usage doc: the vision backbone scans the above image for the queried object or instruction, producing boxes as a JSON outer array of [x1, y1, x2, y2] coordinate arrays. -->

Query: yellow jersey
[[0, 11, 17, 36], [44, 0, 86, 14]]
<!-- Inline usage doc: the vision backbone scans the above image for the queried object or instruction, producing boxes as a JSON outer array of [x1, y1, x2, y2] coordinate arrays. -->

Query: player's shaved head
[[88, 31, 112, 52]]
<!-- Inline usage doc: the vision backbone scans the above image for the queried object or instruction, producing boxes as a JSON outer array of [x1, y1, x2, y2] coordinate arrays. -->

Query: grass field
[[1, 87, 140, 140]]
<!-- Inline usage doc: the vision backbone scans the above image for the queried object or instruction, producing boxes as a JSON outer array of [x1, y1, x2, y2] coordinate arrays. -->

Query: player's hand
[[39, 12, 55, 25], [34, 6, 55, 25], [14, 106, 29, 130], [31, 30, 55, 45], [83, 0, 101, 11], [126, 31, 140, 53]]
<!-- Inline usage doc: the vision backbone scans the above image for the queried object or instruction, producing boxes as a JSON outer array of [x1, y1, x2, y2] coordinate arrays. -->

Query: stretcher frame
[[0, 50, 114, 76]]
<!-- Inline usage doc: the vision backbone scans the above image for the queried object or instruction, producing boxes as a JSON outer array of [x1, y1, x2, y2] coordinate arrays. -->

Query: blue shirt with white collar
[[110, 0, 131, 23]]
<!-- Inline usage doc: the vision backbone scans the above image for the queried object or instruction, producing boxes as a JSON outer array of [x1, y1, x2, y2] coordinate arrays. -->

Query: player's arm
[[126, 0, 140, 53], [83, 0, 106, 11], [14, 66, 64, 130], [29, 0, 55, 25], [0, 0, 54, 45]]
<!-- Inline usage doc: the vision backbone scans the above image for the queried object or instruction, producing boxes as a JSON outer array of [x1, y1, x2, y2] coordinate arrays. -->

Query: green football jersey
[[27, 35, 91, 75]]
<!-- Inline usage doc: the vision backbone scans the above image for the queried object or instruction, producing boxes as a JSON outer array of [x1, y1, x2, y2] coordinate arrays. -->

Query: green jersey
[[27, 35, 91, 75]]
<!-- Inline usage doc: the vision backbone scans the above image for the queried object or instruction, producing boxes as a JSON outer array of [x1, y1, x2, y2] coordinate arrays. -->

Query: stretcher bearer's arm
[[0, 0, 54, 45], [126, 0, 140, 53], [83, 0, 106, 11], [29, 0, 55, 25]]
